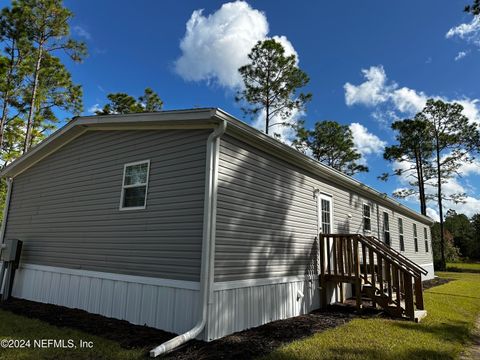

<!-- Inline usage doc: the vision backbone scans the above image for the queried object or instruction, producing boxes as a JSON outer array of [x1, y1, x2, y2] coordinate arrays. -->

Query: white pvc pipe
[[149, 120, 227, 357]]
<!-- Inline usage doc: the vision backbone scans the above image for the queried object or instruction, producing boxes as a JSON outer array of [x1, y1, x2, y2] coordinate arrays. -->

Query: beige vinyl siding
[[215, 135, 433, 282], [4, 129, 209, 281]]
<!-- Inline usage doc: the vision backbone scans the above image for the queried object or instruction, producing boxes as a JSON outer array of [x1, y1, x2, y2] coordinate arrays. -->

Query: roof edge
[[212, 108, 434, 226]]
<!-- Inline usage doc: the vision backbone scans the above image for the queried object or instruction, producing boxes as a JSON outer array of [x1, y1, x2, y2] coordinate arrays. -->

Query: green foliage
[[13, 0, 87, 152], [139, 87, 163, 112], [465, 0, 480, 14], [381, 117, 434, 215], [237, 39, 311, 135], [431, 222, 460, 267], [0, 0, 86, 158], [444, 210, 480, 260], [293, 120, 368, 175], [420, 99, 480, 269], [0, 177, 5, 220], [96, 88, 163, 115]]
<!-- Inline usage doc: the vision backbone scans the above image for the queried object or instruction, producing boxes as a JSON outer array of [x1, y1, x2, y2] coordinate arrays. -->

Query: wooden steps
[[319, 233, 428, 322]]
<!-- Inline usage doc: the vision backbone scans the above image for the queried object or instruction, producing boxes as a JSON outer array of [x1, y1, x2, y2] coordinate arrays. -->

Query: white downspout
[[0, 177, 13, 244], [0, 177, 13, 294], [149, 120, 227, 357]]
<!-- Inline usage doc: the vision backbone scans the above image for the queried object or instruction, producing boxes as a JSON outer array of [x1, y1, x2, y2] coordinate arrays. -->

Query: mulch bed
[[0, 278, 451, 359], [0, 298, 355, 359], [422, 277, 453, 290]]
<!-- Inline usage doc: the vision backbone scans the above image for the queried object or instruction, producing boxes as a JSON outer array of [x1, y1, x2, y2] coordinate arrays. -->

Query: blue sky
[[14, 0, 480, 217]]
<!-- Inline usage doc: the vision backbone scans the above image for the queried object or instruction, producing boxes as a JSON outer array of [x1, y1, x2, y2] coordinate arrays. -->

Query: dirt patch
[[422, 277, 453, 290], [0, 298, 356, 359]]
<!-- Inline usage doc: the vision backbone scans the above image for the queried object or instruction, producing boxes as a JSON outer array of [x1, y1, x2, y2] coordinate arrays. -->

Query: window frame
[[383, 212, 391, 246], [363, 203, 371, 233], [424, 227, 429, 252], [413, 223, 419, 252], [398, 217, 405, 251], [119, 159, 151, 211]]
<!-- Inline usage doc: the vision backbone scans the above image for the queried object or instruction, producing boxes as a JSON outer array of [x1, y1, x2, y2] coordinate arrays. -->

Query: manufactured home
[[0, 109, 433, 356]]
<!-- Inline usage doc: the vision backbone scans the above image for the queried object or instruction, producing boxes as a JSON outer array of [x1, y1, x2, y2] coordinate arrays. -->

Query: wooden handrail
[[362, 235, 427, 276], [321, 233, 427, 276], [319, 233, 425, 319]]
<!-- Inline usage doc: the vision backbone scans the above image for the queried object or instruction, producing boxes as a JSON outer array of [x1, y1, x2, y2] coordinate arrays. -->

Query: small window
[[363, 204, 371, 232], [383, 212, 390, 246], [424, 227, 429, 252], [413, 223, 418, 252], [120, 160, 150, 210], [398, 218, 404, 251]]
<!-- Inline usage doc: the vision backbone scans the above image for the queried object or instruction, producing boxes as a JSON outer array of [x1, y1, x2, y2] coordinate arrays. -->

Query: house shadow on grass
[[392, 319, 471, 344], [304, 347, 456, 360]]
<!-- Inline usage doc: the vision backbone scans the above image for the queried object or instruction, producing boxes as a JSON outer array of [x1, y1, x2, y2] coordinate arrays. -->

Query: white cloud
[[348, 66, 480, 218], [174, 1, 299, 89], [426, 207, 440, 221], [395, 164, 480, 218], [391, 87, 428, 114], [73, 25, 91, 40], [174, 1, 269, 88], [344, 66, 392, 107], [87, 104, 101, 114], [349, 122, 387, 163], [446, 16, 480, 45], [459, 159, 480, 176], [454, 51, 469, 61], [344, 65, 480, 125], [251, 108, 302, 144], [175, 1, 303, 139]]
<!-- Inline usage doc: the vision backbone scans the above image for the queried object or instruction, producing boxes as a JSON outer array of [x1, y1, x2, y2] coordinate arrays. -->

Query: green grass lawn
[[0, 310, 145, 359], [447, 262, 480, 273], [264, 271, 480, 360]]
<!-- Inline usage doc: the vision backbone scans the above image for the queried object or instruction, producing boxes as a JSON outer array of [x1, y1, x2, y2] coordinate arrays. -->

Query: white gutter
[[149, 119, 227, 357]]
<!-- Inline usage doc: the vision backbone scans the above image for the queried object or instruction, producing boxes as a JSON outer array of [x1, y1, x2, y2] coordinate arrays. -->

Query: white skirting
[[206, 275, 321, 341], [421, 263, 435, 280], [12, 264, 200, 336], [10, 263, 434, 342]]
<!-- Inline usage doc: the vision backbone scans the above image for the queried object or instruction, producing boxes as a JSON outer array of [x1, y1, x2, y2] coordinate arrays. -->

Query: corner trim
[[19, 263, 200, 290]]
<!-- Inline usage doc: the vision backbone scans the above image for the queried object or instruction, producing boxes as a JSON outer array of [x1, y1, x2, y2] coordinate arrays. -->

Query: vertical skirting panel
[[12, 264, 200, 336], [207, 276, 320, 341], [421, 263, 434, 280]]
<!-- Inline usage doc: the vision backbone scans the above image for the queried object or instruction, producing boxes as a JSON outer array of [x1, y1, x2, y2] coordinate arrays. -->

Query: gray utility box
[[1, 239, 22, 265]]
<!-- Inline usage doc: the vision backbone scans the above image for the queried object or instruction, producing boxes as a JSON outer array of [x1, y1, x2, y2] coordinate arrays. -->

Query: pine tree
[[96, 88, 163, 115], [294, 120, 368, 175], [381, 117, 434, 216], [419, 99, 480, 270], [237, 39, 311, 135], [16, 0, 86, 153]]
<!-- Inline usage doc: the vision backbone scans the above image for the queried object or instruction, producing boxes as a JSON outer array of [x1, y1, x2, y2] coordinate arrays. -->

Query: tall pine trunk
[[0, 39, 16, 151], [23, 42, 43, 153], [435, 137, 446, 270], [418, 151, 427, 216]]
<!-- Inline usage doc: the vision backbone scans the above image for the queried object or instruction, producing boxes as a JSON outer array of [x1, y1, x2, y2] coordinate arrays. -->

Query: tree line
[[0, 1, 479, 271], [0, 0, 163, 219], [431, 211, 480, 266]]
